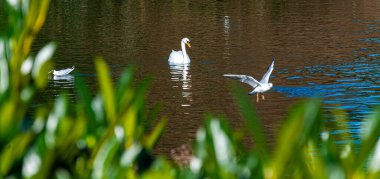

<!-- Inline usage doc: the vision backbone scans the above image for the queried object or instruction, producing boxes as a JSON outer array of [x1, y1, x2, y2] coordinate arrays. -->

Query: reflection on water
[[223, 16, 231, 59], [33, 0, 380, 154], [277, 43, 380, 146], [50, 74, 74, 88], [169, 64, 192, 108], [46, 74, 76, 100], [51, 75, 74, 81]]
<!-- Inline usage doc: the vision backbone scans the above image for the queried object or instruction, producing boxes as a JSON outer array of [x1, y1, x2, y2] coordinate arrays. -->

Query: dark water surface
[[34, 0, 380, 155]]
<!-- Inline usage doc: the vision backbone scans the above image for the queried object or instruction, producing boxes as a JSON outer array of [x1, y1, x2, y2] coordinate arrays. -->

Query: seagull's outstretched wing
[[260, 58, 275, 83], [53, 66, 75, 76], [223, 74, 261, 88]]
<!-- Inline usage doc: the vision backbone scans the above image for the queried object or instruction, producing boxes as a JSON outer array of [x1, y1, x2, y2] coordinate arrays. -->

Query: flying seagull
[[224, 59, 275, 102]]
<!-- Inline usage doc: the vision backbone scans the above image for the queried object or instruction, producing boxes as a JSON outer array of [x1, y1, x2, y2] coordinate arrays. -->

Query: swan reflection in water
[[169, 63, 192, 107]]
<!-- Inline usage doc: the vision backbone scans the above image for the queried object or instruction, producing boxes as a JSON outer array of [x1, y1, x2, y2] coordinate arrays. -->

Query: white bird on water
[[50, 66, 75, 76], [224, 59, 275, 102], [168, 38, 191, 64]]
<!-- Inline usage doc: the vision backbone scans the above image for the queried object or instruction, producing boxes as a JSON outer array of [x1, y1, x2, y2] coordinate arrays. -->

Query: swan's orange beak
[[186, 42, 191, 48]]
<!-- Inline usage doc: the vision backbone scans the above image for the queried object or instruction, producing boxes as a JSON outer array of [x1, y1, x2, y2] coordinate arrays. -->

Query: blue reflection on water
[[276, 50, 380, 146]]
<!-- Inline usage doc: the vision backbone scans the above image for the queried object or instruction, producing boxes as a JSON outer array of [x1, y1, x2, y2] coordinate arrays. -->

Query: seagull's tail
[[248, 91, 257, 95]]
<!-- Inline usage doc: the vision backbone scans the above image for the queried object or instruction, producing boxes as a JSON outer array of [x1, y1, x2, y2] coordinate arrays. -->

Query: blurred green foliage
[[0, 0, 167, 178], [1, 0, 380, 179]]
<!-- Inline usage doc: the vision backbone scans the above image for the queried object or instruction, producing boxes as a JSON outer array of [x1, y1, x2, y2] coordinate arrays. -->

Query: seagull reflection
[[49, 74, 75, 89], [52, 74, 74, 81], [169, 63, 192, 105]]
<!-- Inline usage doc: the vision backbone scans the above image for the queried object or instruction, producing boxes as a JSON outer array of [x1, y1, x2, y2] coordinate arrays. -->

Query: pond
[[33, 0, 380, 156]]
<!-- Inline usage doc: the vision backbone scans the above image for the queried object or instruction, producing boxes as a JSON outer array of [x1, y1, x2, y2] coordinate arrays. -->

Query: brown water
[[34, 0, 380, 155]]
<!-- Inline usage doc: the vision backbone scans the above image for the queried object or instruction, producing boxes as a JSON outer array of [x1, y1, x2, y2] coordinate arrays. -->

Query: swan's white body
[[52, 66, 75, 76], [168, 38, 191, 64], [224, 59, 275, 102]]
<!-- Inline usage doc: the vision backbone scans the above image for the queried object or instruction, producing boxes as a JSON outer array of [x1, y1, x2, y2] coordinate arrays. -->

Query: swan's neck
[[181, 42, 188, 60]]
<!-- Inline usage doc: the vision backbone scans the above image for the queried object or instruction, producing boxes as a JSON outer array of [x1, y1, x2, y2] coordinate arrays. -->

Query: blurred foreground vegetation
[[1, 0, 380, 178]]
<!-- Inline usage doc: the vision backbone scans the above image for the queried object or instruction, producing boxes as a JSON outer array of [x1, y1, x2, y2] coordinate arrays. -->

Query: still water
[[34, 0, 380, 155]]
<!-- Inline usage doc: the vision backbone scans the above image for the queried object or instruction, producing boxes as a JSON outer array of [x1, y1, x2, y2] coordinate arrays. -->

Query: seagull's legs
[[256, 93, 259, 103], [262, 94, 265, 100]]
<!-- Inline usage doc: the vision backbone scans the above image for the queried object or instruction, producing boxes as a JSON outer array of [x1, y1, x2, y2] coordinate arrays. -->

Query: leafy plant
[[0, 0, 167, 178], [1, 0, 380, 179], [186, 85, 380, 179]]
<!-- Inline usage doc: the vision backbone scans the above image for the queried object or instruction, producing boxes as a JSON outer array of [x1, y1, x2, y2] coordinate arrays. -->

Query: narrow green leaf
[[32, 42, 55, 89], [75, 76, 96, 125], [0, 131, 34, 175], [45, 95, 69, 148], [120, 144, 142, 167], [92, 137, 119, 179], [144, 117, 167, 150], [204, 118, 237, 178], [0, 53, 9, 94], [357, 107, 380, 168], [141, 158, 176, 179], [95, 57, 116, 123], [144, 103, 163, 130], [28, 0, 51, 36], [368, 139, 380, 175], [230, 83, 267, 157], [116, 67, 134, 108], [271, 99, 321, 178], [329, 108, 350, 141], [132, 77, 152, 112], [208, 118, 235, 167], [121, 106, 137, 147]]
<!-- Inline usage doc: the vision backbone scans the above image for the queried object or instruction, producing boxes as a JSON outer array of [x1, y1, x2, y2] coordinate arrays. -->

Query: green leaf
[[144, 117, 167, 150], [0, 131, 34, 175], [120, 144, 143, 167], [28, 0, 51, 37], [357, 107, 380, 169], [141, 158, 176, 179], [192, 117, 238, 178], [271, 99, 321, 178], [92, 137, 120, 179], [368, 139, 380, 176], [95, 57, 116, 123], [128, 77, 152, 115], [144, 103, 163, 131], [208, 119, 235, 167], [32, 42, 55, 89], [0, 52, 9, 94], [75, 76, 96, 126], [116, 67, 134, 110], [230, 83, 267, 157], [121, 106, 137, 147], [45, 95, 69, 148], [329, 107, 351, 141]]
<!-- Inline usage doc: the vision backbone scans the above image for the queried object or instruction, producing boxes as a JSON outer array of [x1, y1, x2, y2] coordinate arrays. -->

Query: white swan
[[224, 59, 275, 102], [50, 66, 75, 76], [168, 38, 191, 64]]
